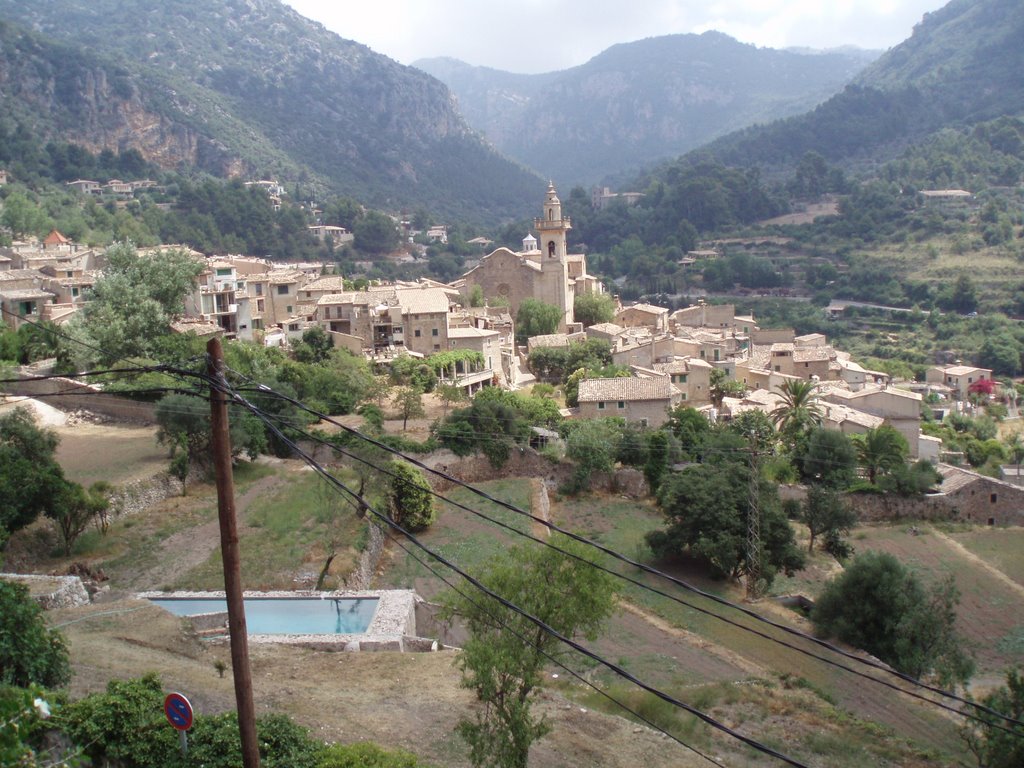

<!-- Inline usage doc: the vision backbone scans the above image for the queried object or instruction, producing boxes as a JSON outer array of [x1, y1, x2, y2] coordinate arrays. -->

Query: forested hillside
[[700, 0, 1024, 170], [419, 33, 876, 184], [0, 0, 541, 222]]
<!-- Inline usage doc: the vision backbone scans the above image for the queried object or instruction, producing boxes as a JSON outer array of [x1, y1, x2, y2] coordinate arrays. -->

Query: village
[[3, 182, 1022, 529]]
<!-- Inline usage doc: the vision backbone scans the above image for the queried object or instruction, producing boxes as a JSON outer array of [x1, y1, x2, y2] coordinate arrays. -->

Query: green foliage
[[390, 356, 438, 393], [56, 673, 322, 767], [801, 485, 857, 555], [562, 364, 630, 408], [391, 386, 425, 431], [155, 392, 267, 467], [74, 242, 203, 366], [527, 338, 612, 384], [515, 299, 563, 345], [852, 426, 909, 485], [0, 684, 54, 766], [48, 480, 111, 556], [960, 667, 1024, 768], [353, 210, 400, 254], [385, 460, 435, 531], [877, 458, 942, 496], [318, 741, 431, 767], [572, 293, 616, 328], [426, 349, 485, 377], [812, 551, 974, 686], [0, 580, 70, 688], [801, 428, 857, 489], [441, 536, 618, 768], [0, 407, 67, 542], [666, 405, 712, 458], [564, 418, 622, 493], [292, 326, 334, 364], [649, 455, 805, 583]]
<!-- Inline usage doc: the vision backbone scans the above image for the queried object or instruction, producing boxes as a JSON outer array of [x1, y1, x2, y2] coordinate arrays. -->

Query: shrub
[[318, 741, 429, 767], [0, 580, 70, 689]]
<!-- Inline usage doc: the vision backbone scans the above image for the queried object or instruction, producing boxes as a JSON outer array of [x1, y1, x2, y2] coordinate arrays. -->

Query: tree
[[441, 536, 617, 768], [801, 427, 857, 488], [564, 418, 622, 493], [771, 379, 823, 437], [437, 383, 467, 418], [710, 368, 747, 407], [960, 668, 1024, 768], [291, 325, 334, 364], [353, 210, 400, 254], [572, 293, 616, 328], [76, 242, 203, 365], [391, 386, 425, 431], [155, 393, 267, 468], [385, 460, 435, 530], [648, 458, 805, 583], [0, 408, 67, 547], [515, 299, 562, 345], [852, 426, 909, 484], [812, 552, 974, 686], [0, 580, 70, 688], [801, 485, 857, 555], [49, 481, 111, 556]]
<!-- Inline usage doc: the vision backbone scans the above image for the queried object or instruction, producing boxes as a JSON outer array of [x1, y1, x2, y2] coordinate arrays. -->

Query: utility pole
[[745, 436, 762, 601], [207, 338, 261, 768]]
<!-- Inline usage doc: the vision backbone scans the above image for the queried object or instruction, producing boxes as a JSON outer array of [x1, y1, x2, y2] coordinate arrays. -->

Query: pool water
[[151, 597, 379, 635]]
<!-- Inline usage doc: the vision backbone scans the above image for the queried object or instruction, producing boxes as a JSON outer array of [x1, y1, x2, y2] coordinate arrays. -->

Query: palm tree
[[853, 426, 909, 484], [770, 379, 823, 435]]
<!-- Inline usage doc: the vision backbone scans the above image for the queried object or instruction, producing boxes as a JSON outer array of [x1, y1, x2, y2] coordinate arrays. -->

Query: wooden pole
[[207, 337, 261, 768]]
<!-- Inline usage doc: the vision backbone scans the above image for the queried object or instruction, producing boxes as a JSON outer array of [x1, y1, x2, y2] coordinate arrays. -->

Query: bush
[[0, 580, 70, 689], [385, 461, 436, 530], [318, 741, 430, 767]]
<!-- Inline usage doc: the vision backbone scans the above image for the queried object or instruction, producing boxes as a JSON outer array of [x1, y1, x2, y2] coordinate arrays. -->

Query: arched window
[[548, 241, 556, 258], [548, 208, 554, 220]]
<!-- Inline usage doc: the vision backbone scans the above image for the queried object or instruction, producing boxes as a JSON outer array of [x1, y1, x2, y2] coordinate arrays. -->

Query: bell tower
[[533, 182, 573, 328]]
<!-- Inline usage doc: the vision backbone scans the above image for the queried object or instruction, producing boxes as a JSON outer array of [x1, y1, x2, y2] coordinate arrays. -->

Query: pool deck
[[137, 589, 432, 651]]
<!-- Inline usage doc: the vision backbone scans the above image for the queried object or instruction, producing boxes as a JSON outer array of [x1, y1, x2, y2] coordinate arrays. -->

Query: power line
[[246, 402, 1023, 736], [225, 384, 813, 768], [388, 534, 726, 767], [232, 384, 1024, 733]]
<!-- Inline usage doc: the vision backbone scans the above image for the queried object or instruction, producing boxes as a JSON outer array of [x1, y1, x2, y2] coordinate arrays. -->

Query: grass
[[173, 469, 365, 591], [949, 526, 1024, 588]]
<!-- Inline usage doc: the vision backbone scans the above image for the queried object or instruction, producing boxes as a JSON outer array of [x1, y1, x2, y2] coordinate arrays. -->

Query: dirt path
[[617, 600, 767, 679], [932, 528, 1024, 600], [129, 473, 285, 590]]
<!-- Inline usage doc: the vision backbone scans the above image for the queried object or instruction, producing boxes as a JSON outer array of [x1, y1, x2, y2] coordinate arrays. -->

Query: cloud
[[286, 0, 947, 73]]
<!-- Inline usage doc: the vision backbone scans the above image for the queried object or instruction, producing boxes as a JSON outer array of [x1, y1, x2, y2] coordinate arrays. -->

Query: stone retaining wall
[[4, 374, 157, 424], [108, 473, 184, 519], [2, 574, 90, 609], [344, 520, 388, 590]]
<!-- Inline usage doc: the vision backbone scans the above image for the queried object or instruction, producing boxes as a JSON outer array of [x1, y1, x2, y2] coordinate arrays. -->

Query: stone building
[[458, 183, 601, 332]]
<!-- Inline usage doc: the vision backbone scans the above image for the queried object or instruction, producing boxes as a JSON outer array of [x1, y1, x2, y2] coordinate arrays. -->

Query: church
[[457, 183, 604, 332]]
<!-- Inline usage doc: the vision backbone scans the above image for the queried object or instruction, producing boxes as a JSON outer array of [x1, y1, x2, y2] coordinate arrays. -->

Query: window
[[277, 285, 289, 295], [65, 270, 73, 278], [414, 329, 421, 337], [988, 517, 996, 526], [640, 419, 649, 428], [71, 287, 79, 298], [617, 401, 625, 409], [255, 284, 263, 296], [681, 393, 687, 400], [286, 305, 293, 314], [432, 328, 439, 336], [597, 402, 605, 410], [216, 268, 232, 277], [991, 493, 997, 503]]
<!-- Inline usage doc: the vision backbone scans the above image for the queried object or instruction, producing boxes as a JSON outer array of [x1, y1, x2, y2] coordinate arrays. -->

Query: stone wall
[[2, 574, 90, 609], [4, 373, 156, 424], [344, 520, 388, 590], [108, 473, 184, 519], [845, 492, 956, 523]]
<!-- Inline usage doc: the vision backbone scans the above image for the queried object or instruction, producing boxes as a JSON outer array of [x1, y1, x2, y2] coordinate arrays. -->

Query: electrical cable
[[232, 382, 1024, 730], [388, 534, 726, 767], [219, 379, 813, 768], [244, 400, 1023, 736]]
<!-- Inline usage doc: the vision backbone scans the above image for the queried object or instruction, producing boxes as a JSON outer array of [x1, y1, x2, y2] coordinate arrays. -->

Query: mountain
[[0, 0, 542, 221], [415, 33, 878, 186], [699, 0, 1024, 170]]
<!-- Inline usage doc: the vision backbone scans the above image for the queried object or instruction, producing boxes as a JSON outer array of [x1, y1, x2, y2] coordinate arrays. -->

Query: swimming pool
[[151, 597, 379, 635]]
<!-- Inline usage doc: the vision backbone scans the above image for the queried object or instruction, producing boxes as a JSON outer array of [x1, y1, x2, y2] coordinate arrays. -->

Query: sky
[[285, 0, 951, 74]]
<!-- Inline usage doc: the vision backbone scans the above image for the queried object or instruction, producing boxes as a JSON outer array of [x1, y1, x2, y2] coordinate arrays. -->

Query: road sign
[[164, 692, 193, 731]]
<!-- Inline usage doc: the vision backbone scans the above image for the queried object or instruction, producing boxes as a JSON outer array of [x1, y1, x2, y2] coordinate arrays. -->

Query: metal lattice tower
[[746, 438, 762, 600]]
